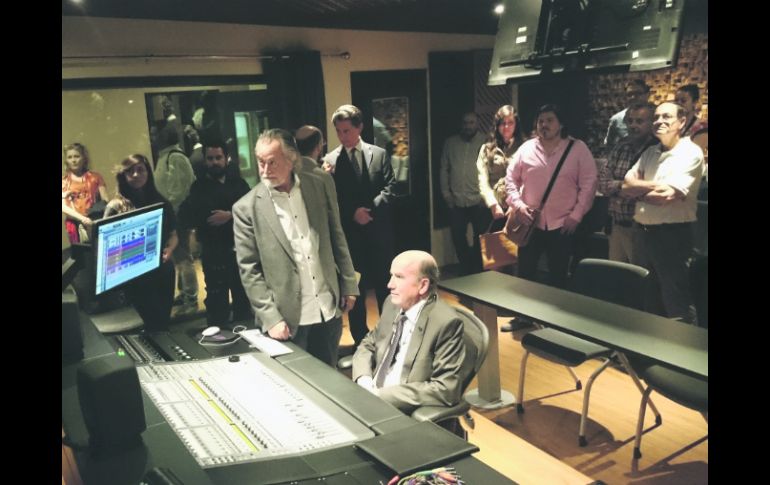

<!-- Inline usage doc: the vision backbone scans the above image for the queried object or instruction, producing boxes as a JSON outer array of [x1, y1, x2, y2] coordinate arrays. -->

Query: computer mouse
[[202, 326, 221, 337]]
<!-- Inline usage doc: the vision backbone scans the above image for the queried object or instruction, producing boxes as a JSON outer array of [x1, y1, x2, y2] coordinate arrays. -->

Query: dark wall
[[429, 51, 475, 229], [429, 50, 511, 230], [515, 73, 591, 141]]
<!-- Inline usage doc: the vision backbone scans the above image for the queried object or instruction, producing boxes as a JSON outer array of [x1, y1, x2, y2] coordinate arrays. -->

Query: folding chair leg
[[617, 353, 662, 424], [517, 351, 529, 414], [565, 366, 582, 390], [578, 358, 611, 447], [633, 385, 655, 459], [462, 412, 475, 430]]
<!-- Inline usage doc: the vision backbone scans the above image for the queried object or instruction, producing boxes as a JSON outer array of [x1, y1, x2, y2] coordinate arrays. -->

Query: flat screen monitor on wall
[[489, 0, 688, 85], [93, 203, 165, 296]]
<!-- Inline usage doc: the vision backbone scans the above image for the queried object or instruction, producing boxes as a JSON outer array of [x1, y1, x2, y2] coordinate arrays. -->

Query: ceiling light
[[494, 4, 505, 15]]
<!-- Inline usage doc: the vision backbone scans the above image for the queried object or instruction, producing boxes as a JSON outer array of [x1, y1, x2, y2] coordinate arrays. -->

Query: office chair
[[410, 306, 489, 439], [632, 363, 708, 459], [516, 258, 661, 446], [633, 256, 709, 459]]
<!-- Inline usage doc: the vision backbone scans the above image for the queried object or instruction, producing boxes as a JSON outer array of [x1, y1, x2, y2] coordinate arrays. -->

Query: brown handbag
[[504, 140, 575, 248], [479, 222, 518, 270], [503, 209, 539, 248]]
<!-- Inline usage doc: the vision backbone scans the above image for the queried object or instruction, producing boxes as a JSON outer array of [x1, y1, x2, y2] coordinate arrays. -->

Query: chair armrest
[[411, 402, 470, 423]]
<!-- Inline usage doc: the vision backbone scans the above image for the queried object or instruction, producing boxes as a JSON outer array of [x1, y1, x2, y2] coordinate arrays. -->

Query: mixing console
[[137, 353, 374, 468]]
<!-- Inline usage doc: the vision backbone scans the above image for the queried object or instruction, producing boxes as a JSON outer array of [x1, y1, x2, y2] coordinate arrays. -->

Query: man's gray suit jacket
[[352, 295, 467, 413], [232, 171, 358, 333]]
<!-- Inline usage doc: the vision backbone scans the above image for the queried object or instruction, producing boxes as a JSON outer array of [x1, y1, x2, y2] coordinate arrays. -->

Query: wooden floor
[[340, 289, 709, 485]]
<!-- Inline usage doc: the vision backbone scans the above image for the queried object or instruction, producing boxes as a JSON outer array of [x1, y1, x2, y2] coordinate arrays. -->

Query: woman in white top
[[476, 105, 525, 231]]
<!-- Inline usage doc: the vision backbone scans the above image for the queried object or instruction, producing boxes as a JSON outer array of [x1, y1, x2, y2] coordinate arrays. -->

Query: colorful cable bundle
[[386, 467, 464, 485]]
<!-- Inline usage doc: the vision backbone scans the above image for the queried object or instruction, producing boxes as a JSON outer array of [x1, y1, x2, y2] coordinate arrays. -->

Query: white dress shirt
[[266, 174, 336, 325], [629, 138, 704, 225]]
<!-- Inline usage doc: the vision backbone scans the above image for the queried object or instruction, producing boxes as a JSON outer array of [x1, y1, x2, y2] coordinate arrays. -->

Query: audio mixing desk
[[62, 314, 515, 485]]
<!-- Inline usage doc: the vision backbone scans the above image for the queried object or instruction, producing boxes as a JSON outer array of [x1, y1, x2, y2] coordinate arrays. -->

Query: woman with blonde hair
[[61, 143, 109, 242]]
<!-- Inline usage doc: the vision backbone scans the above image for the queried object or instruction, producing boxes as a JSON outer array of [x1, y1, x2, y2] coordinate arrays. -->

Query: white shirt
[[439, 132, 486, 207], [378, 298, 429, 388], [629, 137, 704, 225], [266, 174, 336, 325]]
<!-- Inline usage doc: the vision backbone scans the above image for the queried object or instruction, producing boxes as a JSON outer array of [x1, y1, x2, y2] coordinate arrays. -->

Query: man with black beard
[[179, 139, 252, 327]]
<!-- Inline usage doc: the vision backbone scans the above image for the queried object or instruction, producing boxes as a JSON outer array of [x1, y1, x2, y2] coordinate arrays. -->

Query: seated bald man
[[352, 250, 467, 414]]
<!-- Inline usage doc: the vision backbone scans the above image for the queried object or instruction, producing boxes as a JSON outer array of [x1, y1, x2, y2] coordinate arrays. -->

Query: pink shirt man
[[505, 136, 597, 231]]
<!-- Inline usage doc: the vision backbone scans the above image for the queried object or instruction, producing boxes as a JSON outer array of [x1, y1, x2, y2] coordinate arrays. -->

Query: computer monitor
[[92, 202, 165, 296]]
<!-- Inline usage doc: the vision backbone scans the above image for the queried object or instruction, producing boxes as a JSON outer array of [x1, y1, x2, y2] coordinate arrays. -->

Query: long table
[[439, 271, 708, 408]]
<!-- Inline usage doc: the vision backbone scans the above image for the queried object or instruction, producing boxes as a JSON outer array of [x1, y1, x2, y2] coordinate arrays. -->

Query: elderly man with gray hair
[[352, 250, 467, 414], [233, 128, 359, 366]]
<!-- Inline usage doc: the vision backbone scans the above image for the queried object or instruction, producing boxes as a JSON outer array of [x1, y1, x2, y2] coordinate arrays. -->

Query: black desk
[[62, 314, 515, 485], [439, 271, 708, 407]]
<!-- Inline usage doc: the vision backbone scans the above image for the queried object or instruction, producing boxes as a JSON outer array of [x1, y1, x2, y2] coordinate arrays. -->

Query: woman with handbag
[[504, 104, 598, 289], [476, 105, 525, 232]]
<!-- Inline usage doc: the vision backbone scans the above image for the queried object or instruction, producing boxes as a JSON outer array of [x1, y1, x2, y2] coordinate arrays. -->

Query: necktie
[[353, 147, 373, 199], [375, 313, 407, 388], [351, 148, 361, 176]]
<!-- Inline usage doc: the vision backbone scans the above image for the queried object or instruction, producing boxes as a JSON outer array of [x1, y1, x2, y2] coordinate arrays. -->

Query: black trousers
[[292, 316, 343, 367], [448, 203, 491, 275], [348, 220, 392, 348], [517, 228, 574, 289], [348, 285, 389, 347], [638, 222, 696, 324], [202, 250, 251, 326]]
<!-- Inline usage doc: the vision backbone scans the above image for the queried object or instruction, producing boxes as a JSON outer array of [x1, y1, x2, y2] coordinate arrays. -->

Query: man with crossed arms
[[621, 102, 704, 323]]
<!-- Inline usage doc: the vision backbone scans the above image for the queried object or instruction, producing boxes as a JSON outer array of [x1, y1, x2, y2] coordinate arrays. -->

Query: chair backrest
[[690, 255, 708, 329], [571, 258, 650, 310], [453, 306, 490, 393]]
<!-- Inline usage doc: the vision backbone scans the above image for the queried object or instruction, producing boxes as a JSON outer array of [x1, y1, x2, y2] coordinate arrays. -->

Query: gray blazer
[[232, 171, 359, 333], [352, 296, 467, 413], [301, 156, 337, 193]]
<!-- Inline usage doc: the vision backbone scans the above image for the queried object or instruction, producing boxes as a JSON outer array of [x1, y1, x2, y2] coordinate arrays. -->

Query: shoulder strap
[[538, 140, 575, 209]]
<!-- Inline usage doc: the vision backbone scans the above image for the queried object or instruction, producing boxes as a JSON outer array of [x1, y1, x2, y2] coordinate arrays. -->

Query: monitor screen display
[[489, 0, 687, 85], [93, 203, 165, 295]]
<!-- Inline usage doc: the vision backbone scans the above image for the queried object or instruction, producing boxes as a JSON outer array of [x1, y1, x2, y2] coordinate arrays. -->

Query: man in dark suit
[[323, 104, 397, 348], [352, 250, 467, 414], [233, 129, 359, 366]]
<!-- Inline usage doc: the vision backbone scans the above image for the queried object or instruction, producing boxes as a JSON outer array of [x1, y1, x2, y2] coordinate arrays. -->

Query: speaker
[[77, 354, 146, 451], [62, 286, 83, 363]]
